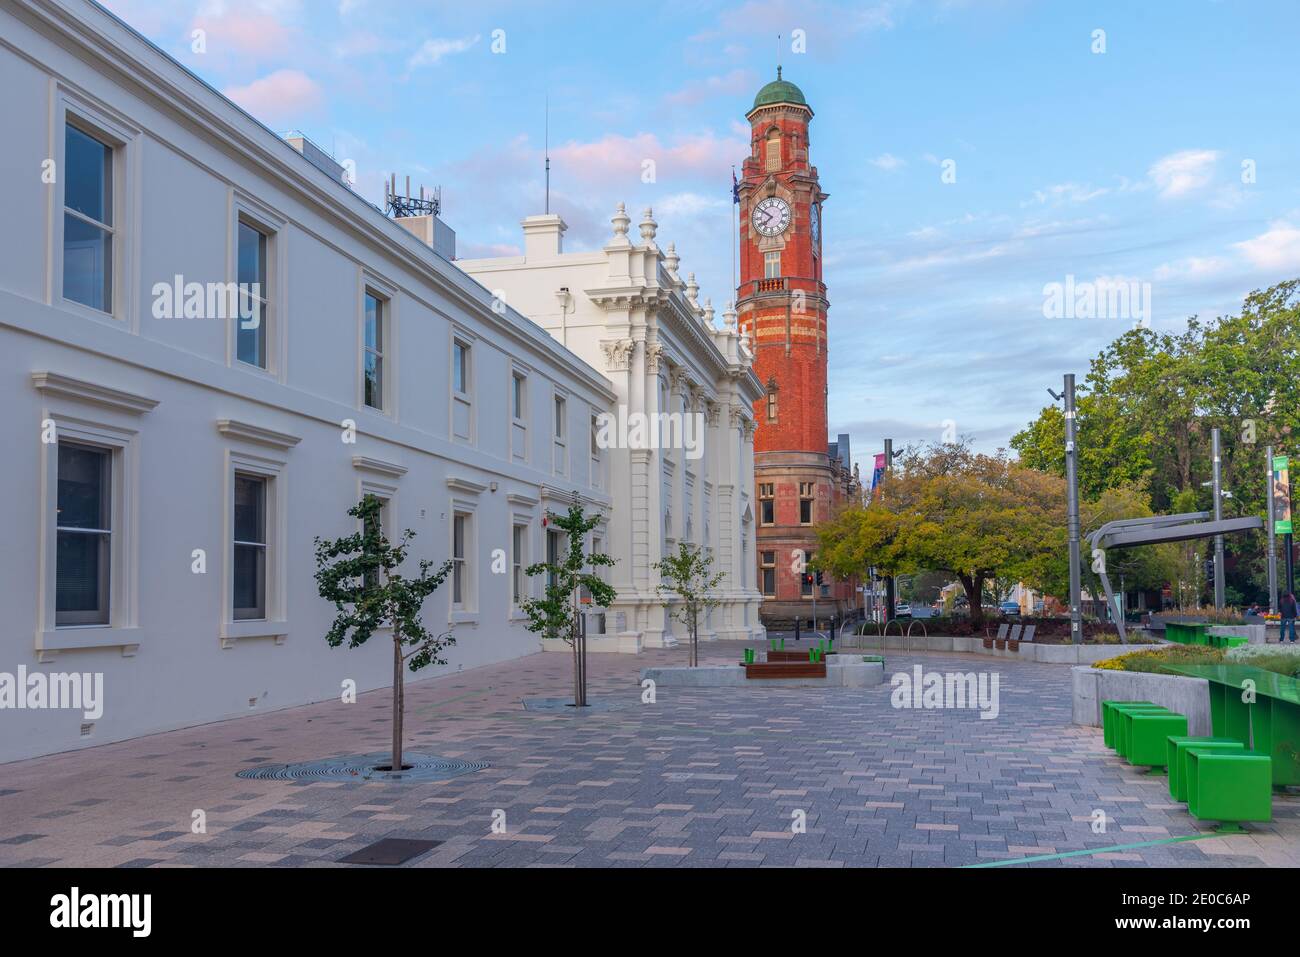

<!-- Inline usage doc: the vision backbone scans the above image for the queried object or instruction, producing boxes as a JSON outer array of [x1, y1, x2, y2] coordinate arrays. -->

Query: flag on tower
[[732, 168, 740, 204]]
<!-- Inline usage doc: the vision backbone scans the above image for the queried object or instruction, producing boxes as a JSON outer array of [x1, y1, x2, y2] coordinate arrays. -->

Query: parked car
[[999, 600, 1021, 616], [894, 602, 912, 618]]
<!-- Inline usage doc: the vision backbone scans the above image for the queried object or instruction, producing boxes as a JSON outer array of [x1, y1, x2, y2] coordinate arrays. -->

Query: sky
[[100, 0, 1300, 461]]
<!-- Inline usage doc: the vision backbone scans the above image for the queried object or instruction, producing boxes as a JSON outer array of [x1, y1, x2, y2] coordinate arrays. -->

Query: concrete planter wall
[[1209, 623, 1266, 645], [839, 634, 1160, 665], [1071, 666, 1211, 734], [541, 633, 643, 654]]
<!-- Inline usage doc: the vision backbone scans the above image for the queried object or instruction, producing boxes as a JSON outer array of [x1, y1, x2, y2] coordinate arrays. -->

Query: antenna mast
[[544, 94, 551, 214]]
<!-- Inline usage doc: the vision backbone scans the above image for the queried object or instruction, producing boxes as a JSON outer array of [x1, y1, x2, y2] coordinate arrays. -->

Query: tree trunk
[[959, 573, 984, 628], [691, 609, 698, 667], [391, 625, 404, 772]]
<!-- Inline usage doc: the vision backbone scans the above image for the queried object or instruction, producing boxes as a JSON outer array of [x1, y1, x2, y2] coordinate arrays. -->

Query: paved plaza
[[3, 644, 1299, 868]]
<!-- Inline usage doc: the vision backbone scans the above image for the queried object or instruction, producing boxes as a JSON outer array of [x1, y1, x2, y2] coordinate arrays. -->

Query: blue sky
[[102, 0, 1300, 460]]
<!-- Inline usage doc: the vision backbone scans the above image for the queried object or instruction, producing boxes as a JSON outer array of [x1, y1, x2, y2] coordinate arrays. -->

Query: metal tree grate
[[236, 752, 487, 783], [521, 696, 630, 713]]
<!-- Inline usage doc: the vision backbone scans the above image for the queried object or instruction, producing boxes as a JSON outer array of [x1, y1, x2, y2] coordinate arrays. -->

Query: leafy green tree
[[1012, 280, 1300, 606], [314, 495, 453, 773], [654, 543, 723, 667], [521, 501, 616, 707]]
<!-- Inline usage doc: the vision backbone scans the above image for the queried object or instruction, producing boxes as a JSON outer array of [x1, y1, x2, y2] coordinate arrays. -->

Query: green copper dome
[[751, 67, 807, 110]]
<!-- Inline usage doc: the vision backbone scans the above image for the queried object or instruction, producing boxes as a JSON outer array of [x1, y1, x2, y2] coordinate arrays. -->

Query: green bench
[[1125, 712, 1189, 771], [1184, 747, 1272, 833], [1166, 736, 1244, 802], [1113, 704, 1176, 760], [1165, 663, 1300, 788], [1101, 700, 1156, 749]]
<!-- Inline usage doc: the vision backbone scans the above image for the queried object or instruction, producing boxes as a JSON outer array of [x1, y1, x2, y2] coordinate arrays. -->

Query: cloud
[[407, 34, 480, 70], [223, 69, 323, 123], [1148, 149, 1219, 199], [550, 130, 746, 184], [1152, 256, 1230, 281], [191, 2, 299, 60], [665, 69, 758, 108], [870, 152, 906, 171], [1232, 221, 1300, 272], [1025, 182, 1109, 206]]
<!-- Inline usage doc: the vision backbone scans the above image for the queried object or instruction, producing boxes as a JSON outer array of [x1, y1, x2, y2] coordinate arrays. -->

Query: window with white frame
[[590, 412, 602, 489], [55, 442, 113, 626], [363, 291, 386, 411], [453, 340, 470, 396], [512, 371, 526, 422], [233, 473, 268, 620], [62, 122, 115, 314], [452, 511, 472, 609], [553, 393, 567, 476], [764, 250, 781, 280], [236, 220, 270, 368], [451, 336, 474, 444], [512, 522, 527, 605]]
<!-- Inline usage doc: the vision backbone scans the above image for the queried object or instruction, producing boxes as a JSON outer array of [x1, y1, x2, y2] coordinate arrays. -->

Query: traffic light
[[1203, 558, 1215, 581], [815, 570, 824, 586]]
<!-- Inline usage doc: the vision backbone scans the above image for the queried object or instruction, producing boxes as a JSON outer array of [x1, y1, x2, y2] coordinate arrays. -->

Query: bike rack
[[905, 620, 928, 653]]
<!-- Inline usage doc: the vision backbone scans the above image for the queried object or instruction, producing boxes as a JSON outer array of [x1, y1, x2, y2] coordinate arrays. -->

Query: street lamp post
[[1267, 444, 1278, 611], [1049, 375, 1084, 646], [1212, 427, 1226, 610]]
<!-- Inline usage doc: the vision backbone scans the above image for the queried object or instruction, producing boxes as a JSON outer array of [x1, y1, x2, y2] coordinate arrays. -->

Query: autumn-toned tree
[[816, 443, 1065, 626]]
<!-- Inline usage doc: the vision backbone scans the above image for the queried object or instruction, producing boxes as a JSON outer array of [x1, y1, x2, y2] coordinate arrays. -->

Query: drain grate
[[339, 837, 443, 866], [521, 696, 629, 713], [236, 752, 487, 783]]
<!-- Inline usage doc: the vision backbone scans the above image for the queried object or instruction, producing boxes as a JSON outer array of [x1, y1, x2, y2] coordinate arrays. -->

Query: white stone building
[[459, 208, 767, 649], [0, 0, 619, 762]]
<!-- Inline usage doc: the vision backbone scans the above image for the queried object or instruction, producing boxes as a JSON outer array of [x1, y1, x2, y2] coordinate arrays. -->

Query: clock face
[[752, 197, 791, 237], [810, 204, 821, 250]]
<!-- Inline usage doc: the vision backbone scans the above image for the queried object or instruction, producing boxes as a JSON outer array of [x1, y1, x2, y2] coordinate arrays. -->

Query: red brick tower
[[737, 69, 857, 627]]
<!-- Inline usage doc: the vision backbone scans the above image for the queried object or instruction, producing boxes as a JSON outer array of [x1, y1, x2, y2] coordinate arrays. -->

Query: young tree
[[654, 542, 723, 667], [520, 500, 616, 707], [314, 495, 453, 774]]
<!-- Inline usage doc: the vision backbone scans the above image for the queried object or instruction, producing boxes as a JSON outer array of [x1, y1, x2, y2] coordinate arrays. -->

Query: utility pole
[[1267, 445, 1278, 611], [882, 439, 899, 623], [1212, 427, 1225, 609], [1050, 376, 1084, 645]]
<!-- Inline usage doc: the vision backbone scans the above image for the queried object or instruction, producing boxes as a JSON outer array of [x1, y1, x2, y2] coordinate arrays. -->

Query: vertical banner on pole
[[1274, 455, 1293, 534]]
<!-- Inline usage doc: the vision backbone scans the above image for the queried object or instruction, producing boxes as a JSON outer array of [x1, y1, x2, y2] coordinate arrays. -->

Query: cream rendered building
[[459, 207, 766, 648]]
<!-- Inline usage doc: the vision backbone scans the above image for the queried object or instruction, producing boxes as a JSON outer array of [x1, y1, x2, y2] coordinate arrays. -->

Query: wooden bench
[[744, 662, 827, 679], [767, 650, 819, 663]]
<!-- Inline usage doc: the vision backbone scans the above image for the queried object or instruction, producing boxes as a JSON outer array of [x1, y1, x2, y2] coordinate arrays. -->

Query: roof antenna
[[544, 93, 551, 215], [776, 34, 781, 79]]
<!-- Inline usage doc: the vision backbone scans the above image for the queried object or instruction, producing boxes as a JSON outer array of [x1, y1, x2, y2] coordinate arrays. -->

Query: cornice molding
[[31, 371, 159, 416], [215, 419, 301, 450], [351, 455, 407, 479]]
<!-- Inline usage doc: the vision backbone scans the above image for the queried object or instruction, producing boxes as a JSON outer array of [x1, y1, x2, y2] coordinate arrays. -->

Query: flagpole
[[731, 165, 737, 304]]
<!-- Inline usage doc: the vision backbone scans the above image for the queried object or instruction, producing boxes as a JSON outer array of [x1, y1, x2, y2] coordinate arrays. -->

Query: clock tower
[[737, 69, 856, 627]]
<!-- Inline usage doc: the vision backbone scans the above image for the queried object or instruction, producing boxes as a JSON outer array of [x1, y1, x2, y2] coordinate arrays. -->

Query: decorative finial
[[685, 272, 699, 303], [611, 202, 630, 237], [639, 207, 657, 243], [777, 65, 782, 81], [664, 242, 680, 277]]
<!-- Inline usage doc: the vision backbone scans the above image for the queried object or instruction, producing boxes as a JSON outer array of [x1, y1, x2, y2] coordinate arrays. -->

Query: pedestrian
[[1281, 592, 1299, 644]]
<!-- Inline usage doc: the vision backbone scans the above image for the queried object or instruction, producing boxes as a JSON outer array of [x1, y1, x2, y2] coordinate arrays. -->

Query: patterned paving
[[2, 643, 1299, 868]]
